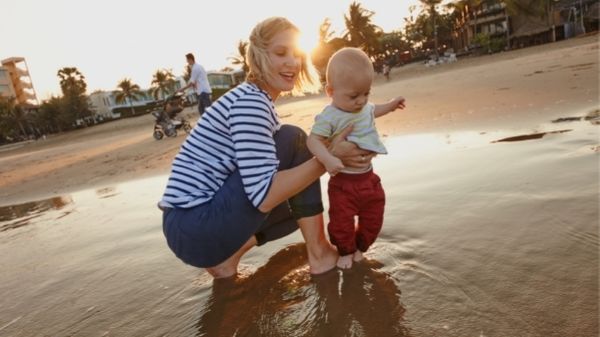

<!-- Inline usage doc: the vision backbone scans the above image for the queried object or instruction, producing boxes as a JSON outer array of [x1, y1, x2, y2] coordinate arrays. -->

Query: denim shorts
[[162, 125, 323, 268]]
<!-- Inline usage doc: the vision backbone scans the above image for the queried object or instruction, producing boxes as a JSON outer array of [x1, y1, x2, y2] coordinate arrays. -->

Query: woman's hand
[[327, 125, 375, 169]]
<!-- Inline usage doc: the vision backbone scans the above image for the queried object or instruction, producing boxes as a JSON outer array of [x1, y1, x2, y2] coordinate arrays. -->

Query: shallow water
[[0, 113, 598, 337]]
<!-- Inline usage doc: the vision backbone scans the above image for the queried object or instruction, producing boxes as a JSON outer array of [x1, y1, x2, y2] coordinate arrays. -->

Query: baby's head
[[325, 48, 374, 112]]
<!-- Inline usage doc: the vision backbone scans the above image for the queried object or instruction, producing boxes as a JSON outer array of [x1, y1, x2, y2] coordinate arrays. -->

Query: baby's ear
[[325, 84, 333, 97]]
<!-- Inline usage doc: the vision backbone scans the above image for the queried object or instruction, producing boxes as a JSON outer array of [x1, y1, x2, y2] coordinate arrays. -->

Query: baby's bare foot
[[337, 254, 353, 269], [353, 250, 364, 262]]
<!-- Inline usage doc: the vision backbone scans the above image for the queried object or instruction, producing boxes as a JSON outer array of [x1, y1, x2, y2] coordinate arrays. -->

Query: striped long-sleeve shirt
[[160, 82, 281, 209]]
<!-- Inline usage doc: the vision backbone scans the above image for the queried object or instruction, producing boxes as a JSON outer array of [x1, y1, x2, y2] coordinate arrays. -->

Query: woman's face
[[263, 29, 302, 99]]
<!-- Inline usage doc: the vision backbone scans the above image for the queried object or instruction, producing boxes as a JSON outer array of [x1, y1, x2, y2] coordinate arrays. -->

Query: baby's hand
[[323, 156, 345, 176], [389, 96, 406, 111]]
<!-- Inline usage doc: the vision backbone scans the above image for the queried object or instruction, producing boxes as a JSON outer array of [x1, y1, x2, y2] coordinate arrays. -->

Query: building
[[0, 57, 38, 106], [452, 1, 510, 53], [88, 90, 121, 120], [88, 77, 185, 120], [453, 0, 598, 53], [88, 89, 155, 120]]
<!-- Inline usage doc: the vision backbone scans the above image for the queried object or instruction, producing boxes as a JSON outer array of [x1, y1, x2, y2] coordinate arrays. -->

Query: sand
[[0, 34, 598, 205], [0, 34, 598, 337]]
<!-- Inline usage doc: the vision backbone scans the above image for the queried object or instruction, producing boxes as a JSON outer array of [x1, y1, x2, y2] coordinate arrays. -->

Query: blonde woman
[[160, 17, 373, 278]]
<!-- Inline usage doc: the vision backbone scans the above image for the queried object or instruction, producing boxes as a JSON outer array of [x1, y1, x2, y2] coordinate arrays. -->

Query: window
[[0, 84, 11, 94], [0, 70, 7, 80]]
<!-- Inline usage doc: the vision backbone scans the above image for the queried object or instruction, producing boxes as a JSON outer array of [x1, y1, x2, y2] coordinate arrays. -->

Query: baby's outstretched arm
[[374, 96, 406, 118], [307, 134, 345, 175]]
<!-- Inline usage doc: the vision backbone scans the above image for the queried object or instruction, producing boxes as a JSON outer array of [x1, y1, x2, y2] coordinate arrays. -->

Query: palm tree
[[150, 69, 176, 100], [318, 18, 336, 44], [114, 78, 143, 116], [228, 40, 249, 74], [311, 18, 347, 82], [57, 67, 86, 95], [56, 66, 91, 126], [419, 0, 443, 59], [343, 2, 383, 58]]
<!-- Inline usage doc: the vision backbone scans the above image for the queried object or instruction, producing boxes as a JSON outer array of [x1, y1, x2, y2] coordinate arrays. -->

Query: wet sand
[[0, 35, 598, 336]]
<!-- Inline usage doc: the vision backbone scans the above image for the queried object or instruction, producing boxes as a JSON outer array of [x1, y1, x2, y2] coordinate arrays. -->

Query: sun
[[297, 27, 319, 56]]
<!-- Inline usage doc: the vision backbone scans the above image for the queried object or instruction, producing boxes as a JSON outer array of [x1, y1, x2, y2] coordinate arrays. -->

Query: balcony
[[17, 80, 33, 89], [16, 68, 30, 77], [469, 12, 507, 26]]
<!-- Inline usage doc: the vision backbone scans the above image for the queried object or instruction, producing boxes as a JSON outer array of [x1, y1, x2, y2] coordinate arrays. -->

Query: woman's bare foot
[[308, 244, 338, 275], [353, 250, 364, 262], [206, 236, 257, 279], [297, 214, 339, 275], [337, 254, 354, 269]]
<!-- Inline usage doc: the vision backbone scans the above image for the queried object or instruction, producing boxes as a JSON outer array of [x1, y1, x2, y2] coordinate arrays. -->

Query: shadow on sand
[[196, 243, 411, 337]]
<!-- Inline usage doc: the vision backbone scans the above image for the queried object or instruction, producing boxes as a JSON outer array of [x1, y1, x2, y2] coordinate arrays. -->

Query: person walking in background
[[307, 47, 406, 269], [180, 53, 212, 115]]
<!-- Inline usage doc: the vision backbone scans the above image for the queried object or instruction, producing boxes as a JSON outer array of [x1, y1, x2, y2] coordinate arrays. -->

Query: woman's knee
[[274, 124, 312, 168], [276, 124, 307, 145]]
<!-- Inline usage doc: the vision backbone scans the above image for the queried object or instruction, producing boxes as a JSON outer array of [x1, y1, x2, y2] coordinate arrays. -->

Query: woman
[[160, 17, 374, 278]]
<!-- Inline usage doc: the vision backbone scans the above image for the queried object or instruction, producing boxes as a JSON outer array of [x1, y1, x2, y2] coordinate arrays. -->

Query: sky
[[2, 0, 423, 101]]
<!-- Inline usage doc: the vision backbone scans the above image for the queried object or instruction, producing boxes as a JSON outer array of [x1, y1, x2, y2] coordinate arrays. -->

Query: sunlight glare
[[298, 30, 318, 57]]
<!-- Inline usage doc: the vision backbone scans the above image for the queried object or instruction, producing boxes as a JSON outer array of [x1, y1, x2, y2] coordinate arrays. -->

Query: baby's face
[[329, 75, 372, 113]]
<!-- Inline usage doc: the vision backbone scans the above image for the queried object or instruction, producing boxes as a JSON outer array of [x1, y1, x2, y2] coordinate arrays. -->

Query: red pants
[[327, 170, 385, 256]]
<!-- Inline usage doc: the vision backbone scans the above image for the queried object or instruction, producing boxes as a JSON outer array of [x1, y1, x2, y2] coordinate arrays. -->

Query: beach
[[0, 35, 598, 337]]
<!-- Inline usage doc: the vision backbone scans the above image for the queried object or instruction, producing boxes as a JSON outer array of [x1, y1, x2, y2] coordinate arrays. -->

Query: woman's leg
[[273, 125, 337, 274], [297, 214, 338, 274], [204, 125, 337, 277]]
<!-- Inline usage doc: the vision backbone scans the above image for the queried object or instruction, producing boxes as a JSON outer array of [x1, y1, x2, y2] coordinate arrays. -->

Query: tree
[[0, 95, 27, 140], [343, 2, 383, 58], [311, 18, 347, 83], [114, 78, 143, 116], [58, 67, 86, 96], [150, 69, 176, 100], [57, 67, 91, 127], [37, 96, 63, 133], [228, 40, 249, 74], [377, 31, 410, 61], [419, 0, 443, 59]]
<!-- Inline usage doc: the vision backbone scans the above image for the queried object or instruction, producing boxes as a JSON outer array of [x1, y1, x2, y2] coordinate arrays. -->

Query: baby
[[307, 47, 405, 269]]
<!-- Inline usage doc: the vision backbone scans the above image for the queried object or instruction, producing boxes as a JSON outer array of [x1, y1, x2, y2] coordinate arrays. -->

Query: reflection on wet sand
[[0, 110, 597, 336], [0, 195, 72, 232], [196, 243, 409, 337]]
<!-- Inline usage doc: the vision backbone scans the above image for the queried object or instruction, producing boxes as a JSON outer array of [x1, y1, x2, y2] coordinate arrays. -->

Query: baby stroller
[[151, 92, 192, 140]]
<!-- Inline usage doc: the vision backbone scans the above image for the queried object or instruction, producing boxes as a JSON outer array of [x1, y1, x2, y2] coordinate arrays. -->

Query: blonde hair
[[326, 47, 374, 88], [246, 17, 320, 96]]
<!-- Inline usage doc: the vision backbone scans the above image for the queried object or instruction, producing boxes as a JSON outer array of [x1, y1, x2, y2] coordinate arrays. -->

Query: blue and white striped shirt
[[160, 82, 281, 209]]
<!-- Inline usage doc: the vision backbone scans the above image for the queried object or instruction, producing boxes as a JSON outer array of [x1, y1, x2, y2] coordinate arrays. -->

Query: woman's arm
[[258, 157, 325, 213], [258, 126, 356, 213], [307, 134, 344, 175]]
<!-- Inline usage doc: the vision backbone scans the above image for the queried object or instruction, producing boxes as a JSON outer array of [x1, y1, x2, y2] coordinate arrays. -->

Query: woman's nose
[[284, 55, 299, 67]]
